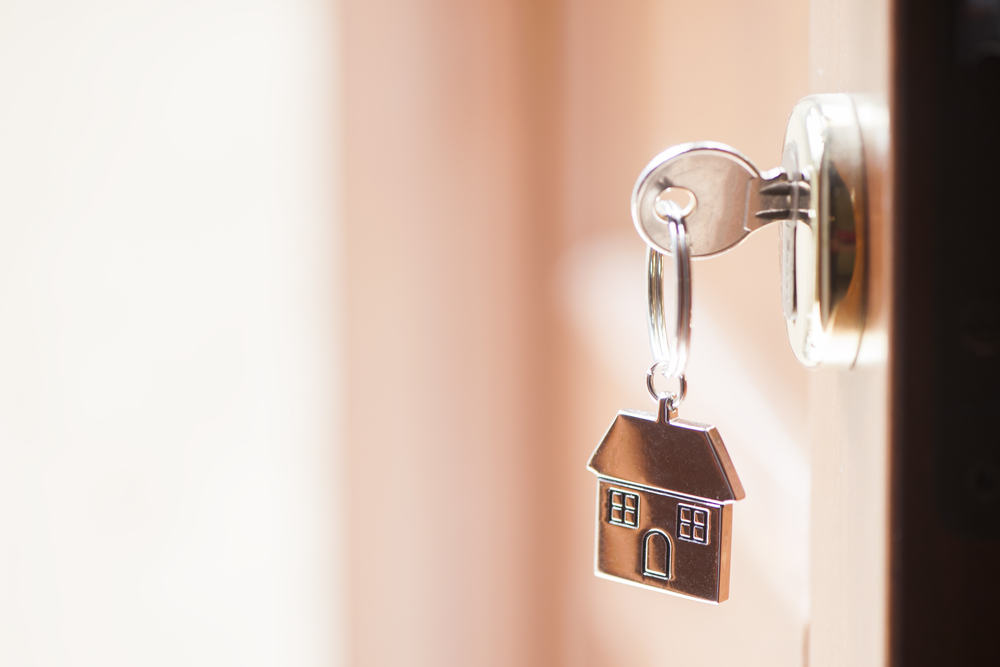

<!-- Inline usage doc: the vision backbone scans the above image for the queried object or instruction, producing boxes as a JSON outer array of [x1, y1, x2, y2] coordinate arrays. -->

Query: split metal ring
[[646, 364, 687, 409], [646, 201, 691, 380]]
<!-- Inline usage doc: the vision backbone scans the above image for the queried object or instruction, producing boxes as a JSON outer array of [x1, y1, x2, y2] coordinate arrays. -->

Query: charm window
[[677, 505, 710, 544], [608, 489, 639, 528]]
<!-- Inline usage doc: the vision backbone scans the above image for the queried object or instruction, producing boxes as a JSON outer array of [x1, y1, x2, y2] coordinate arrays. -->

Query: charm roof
[[587, 408, 745, 503]]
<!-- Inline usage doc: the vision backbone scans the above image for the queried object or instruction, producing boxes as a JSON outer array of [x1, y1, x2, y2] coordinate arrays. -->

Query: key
[[632, 96, 867, 369], [631, 141, 808, 259]]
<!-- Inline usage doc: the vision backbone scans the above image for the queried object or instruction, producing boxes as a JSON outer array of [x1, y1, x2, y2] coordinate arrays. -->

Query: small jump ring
[[646, 363, 687, 408], [646, 201, 691, 379]]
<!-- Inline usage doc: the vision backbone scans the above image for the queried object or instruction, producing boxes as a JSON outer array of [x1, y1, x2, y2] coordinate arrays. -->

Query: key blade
[[758, 181, 812, 196], [755, 208, 810, 221]]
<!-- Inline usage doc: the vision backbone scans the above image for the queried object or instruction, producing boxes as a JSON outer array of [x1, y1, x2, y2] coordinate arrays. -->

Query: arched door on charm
[[643, 530, 670, 579]]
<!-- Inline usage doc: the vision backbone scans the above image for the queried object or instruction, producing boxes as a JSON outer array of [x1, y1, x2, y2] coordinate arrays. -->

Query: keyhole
[[654, 187, 696, 220]]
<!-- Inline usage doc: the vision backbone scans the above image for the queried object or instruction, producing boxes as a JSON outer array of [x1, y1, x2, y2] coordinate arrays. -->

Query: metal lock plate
[[781, 95, 867, 368], [631, 94, 867, 368]]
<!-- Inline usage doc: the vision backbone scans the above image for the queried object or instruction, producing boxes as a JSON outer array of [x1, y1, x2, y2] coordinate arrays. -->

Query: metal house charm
[[587, 398, 745, 603]]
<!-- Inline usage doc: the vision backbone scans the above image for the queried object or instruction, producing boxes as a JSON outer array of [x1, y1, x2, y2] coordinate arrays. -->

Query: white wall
[[0, 1, 343, 664]]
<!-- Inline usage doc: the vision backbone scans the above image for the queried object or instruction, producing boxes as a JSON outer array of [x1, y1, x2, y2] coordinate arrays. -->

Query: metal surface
[[587, 398, 744, 603], [631, 142, 795, 258], [781, 94, 868, 368], [631, 94, 868, 368], [646, 206, 691, 380], [645, 366, 686, 406]]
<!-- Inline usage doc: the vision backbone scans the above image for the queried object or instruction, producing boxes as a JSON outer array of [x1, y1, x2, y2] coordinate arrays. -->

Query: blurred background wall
[[0, 0, 343, 664], [0, 0, 814, 665], [344, 1, 811, 666]]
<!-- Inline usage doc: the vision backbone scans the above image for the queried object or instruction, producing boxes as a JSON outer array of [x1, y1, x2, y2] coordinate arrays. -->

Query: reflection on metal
[[587, 397, 744, 603], [630, 94, 868, 368], [632, 142, 775, 258], [781, 95, 867, 368], [646, 216, 690, 380]]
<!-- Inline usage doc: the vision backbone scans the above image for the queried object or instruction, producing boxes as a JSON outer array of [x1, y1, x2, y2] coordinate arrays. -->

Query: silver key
[[631, 141, 807, 259], [631, 95, 869, 369]]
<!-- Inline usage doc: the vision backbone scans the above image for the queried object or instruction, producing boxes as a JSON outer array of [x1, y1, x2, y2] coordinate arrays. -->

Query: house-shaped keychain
[[587, 398, 745, 603]]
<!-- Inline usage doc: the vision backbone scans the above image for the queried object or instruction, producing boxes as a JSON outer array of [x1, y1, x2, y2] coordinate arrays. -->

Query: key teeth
[[759, 181, 812, 196], [757, 178, 810, 221], [755, 209, 810, 221]]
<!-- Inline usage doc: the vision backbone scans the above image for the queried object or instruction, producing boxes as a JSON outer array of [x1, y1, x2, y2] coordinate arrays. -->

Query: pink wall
[[343, 1, 812, 665]]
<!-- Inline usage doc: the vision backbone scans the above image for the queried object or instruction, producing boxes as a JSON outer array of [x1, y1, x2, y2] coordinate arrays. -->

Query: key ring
[[646, 200, 691, 381], [646, 364, 687, 409]]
